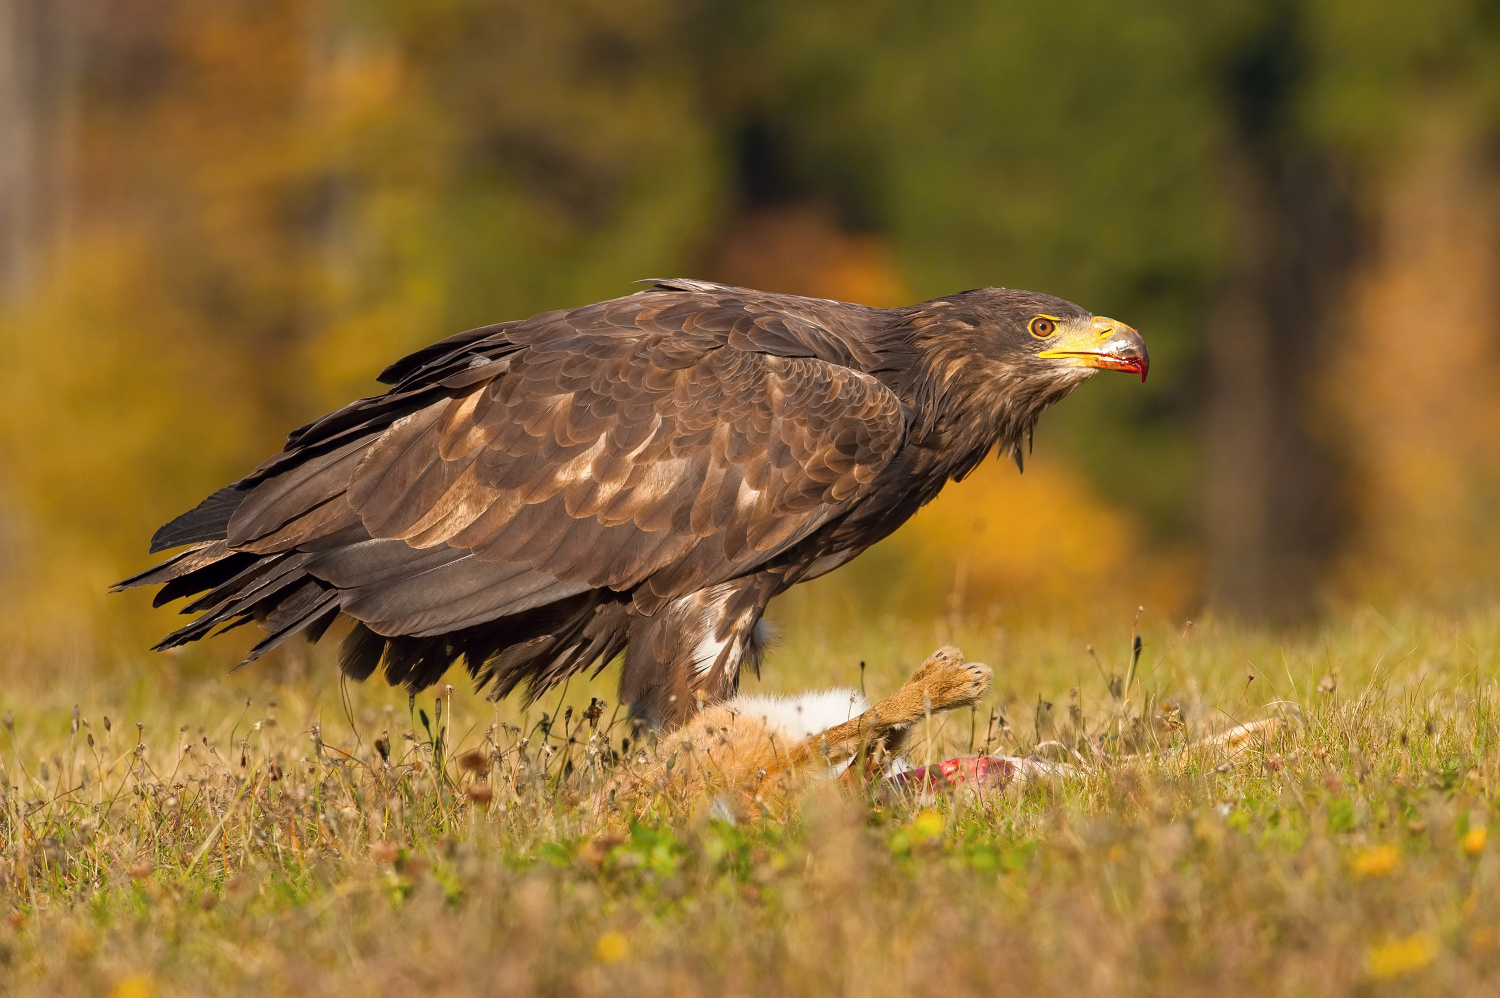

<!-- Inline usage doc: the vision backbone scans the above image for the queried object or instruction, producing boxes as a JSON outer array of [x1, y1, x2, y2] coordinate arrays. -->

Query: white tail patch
[[730, 689, 871, 742]]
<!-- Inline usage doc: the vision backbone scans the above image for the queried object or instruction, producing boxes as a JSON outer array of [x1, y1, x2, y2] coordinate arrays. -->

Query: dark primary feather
[[120, 278, 1099, 724], [149, 487, 248, 553]]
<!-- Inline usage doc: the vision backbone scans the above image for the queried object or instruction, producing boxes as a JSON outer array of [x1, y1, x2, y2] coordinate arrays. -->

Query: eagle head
[[899, 288, 1149, 471], [974, 288, 1149, 384]]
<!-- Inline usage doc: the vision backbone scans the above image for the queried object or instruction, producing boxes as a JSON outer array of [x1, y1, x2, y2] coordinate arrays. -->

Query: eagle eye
[[1028, 316, 1058, 339]]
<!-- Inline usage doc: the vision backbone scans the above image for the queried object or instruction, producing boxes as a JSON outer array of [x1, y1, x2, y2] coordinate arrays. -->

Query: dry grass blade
[[2, 608, 1499, 995]]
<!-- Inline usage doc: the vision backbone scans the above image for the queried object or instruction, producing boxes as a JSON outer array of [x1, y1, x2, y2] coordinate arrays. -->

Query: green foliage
[[315, 0, 724, 399], [5, 0, 1500, 651], [703, 0, 1229, 532]]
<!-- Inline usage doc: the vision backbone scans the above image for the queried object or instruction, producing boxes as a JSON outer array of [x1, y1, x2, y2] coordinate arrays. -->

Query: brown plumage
[[118, 279, 1147, 727]]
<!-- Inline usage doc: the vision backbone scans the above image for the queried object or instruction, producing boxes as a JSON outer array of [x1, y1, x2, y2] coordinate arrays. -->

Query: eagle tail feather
[[331, 593, 631, 700], [236, 583, 340, 665]]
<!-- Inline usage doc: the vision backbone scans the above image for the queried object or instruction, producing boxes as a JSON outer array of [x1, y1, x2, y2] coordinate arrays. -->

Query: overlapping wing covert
[[214, 285, 907, 643]]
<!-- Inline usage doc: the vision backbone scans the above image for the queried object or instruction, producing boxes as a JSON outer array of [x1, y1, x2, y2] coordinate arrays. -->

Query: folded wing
[[123, 283, 907, 697]]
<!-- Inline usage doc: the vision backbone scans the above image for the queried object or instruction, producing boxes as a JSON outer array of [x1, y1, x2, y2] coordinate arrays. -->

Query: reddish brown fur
[[602, 646, 992, 819]]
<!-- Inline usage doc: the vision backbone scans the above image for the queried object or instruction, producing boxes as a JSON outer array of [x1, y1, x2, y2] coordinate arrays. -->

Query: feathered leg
[[620, 574, 778, 728]]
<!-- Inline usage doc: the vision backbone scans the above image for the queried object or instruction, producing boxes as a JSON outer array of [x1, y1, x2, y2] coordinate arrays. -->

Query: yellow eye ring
[[1029, 315, 1059, 338]]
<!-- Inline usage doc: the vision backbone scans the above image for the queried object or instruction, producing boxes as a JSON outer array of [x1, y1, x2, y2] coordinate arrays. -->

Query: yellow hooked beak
[[1037, 316, 1149, 382]]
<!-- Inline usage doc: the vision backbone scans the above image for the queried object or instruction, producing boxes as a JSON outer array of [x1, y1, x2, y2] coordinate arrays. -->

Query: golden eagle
[[119, 279, 1146, 726]]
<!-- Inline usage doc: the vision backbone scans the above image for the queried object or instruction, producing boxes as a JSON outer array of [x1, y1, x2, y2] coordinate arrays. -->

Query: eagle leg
[[621, 573, 779, 729]]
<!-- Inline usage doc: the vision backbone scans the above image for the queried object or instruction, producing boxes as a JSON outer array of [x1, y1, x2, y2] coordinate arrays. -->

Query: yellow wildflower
[[595, 930, 629, 964], [1353, 844, 1399, 877], [1366, 933, 1437, 980], [913, 809, 945, 843], [113, 976, 154, 998], [1464, 827, 1487, 855]]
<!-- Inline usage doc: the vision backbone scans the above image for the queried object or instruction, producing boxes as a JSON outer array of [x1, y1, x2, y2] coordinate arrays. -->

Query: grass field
[[3, 599, 1500, 996]]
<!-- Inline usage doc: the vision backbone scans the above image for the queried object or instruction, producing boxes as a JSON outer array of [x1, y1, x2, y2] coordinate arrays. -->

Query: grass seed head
[[582, 835, 625, 869]]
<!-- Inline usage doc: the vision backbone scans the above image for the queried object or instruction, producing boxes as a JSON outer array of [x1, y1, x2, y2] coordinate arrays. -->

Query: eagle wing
[[197, 284, 907, 645]]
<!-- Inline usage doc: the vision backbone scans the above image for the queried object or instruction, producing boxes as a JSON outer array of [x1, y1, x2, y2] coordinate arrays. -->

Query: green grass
[[4, 602, 1500, 995]]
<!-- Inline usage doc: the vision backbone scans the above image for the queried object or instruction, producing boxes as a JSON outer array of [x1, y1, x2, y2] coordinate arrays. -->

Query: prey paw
[[955, 660, 993, 701], [918, 658, 992, 711], [911, 645, 965, 683]]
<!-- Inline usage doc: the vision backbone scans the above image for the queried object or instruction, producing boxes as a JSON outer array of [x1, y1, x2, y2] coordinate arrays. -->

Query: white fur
[[729, 688, 871, 742]]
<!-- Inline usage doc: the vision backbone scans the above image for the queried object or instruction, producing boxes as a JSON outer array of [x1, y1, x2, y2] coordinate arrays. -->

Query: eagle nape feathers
[[117, 279, 1147, 728]]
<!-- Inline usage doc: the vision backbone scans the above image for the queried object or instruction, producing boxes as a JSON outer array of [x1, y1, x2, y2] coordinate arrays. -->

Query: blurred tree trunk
[[0, 0, 74, 299], [0, 0, 75, 589], [1332, 101, 1500, 595], [1203, 8, 1356, 621]]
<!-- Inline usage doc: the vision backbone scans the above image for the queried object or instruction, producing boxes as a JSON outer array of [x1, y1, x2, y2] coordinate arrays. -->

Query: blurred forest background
[[2, 0, 1500, 676]]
